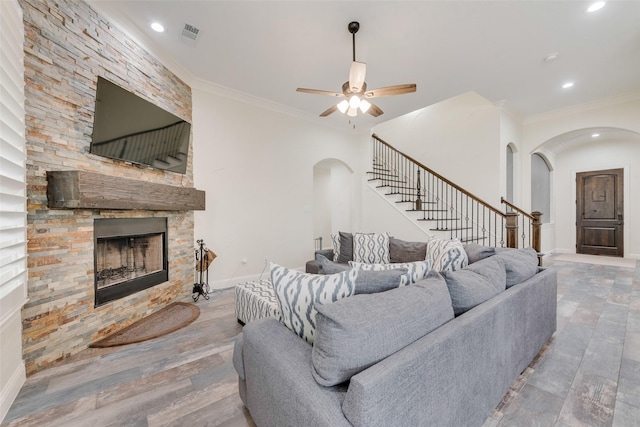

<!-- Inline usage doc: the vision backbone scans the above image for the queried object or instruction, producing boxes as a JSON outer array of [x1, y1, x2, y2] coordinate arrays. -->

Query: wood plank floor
[[3, 255, 639, 426], [2, 290, 254, 427]]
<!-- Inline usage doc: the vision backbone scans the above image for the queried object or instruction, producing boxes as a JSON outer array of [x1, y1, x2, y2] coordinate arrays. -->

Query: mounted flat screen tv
[[90, 76, 191, 174]]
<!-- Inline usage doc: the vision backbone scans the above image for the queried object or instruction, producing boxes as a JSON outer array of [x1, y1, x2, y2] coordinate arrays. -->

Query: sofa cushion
[[464, 243, 496, 264], [426, 237, 468, 272], [349, 259, 432, 288], [270, 263, 358, 344], [312, 271, 455, 386], [337, 231, 354, 264], [495, 247, 539, 288], [389, 237, 428, 263], [352, 232, 390, 264], [316, 254, 408, 295], [443, 256, 507, 316]]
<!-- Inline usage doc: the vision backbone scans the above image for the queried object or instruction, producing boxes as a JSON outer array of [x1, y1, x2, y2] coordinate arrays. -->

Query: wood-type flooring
[[3, 254, 639, 426]]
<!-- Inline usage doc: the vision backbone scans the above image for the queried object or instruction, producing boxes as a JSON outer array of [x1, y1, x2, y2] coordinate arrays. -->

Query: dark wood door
[[576, 168, 624, 257]]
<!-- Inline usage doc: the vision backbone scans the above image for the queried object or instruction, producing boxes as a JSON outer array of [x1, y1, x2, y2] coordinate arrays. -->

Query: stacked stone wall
[[20, 0, 195, 374]]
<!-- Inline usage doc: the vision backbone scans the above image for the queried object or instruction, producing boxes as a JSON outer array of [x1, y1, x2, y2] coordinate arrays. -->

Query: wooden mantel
[[47, 171, 205, 211]]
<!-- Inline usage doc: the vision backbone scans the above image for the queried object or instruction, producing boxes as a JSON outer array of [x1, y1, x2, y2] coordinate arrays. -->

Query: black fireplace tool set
[[193, 239, 216, 302]]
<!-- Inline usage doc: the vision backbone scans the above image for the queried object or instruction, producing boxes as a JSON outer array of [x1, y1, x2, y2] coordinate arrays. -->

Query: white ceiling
[[90, 1, 640, 129]]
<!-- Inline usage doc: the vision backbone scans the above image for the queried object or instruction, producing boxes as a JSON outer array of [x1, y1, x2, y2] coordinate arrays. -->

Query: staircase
[[369, 134, 542, 251]]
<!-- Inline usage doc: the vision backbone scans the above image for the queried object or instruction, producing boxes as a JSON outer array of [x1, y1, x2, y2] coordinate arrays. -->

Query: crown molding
[[524, 90, 640, 125], [494, 100, 524, 123]]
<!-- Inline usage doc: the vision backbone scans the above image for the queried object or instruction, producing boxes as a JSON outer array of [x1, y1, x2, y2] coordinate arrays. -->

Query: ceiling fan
[[297, 21, 416, 118]]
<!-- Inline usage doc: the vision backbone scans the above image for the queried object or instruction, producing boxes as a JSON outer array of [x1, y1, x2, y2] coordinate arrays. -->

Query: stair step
[[459, 236, 488, 243], [396, 200, 437, 205], [429, 226, 471, 231], [375, 181, 405, 187], [417, 218, 461, 222], [368, 173, 398, 180], [371, 167, 392, 173], [405, 208, 446, 213]]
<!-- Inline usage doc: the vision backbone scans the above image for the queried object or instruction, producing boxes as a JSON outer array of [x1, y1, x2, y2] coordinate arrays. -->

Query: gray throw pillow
[[494, 247, 539, 287], [389, 237, 428, 263], [312, 271, 454, 386], [337, 231, 354, 264], [316, 254, 408, 294], [443, 256, 507, 316], [464, 243, 496, 264]]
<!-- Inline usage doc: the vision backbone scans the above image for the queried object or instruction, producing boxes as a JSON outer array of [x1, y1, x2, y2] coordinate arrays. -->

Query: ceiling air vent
[[182, 23, 200, 41]]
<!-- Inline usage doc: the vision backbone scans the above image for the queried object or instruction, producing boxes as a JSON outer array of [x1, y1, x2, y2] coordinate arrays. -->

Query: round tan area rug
[[90, 302, 200, 348]]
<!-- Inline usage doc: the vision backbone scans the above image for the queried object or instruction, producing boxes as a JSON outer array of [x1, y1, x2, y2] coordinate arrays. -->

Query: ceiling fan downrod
[[348, 21, 359, 62]]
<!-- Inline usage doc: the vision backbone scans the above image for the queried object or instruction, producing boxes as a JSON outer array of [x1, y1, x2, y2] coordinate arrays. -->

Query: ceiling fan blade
[[319, 104, 338, 117], [366, 102, 384, 117], [364, 83, 416, 98], [297, 88, 345, 97], [348, 61, 367, 93]]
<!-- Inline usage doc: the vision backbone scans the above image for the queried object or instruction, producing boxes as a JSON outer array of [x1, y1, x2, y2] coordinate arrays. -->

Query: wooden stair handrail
[[372, 134, 506, 218], [501, 197, 534, 220]]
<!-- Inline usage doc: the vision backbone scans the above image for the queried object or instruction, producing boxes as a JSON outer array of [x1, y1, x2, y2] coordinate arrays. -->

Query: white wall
[[191, 83, 366, 287], [372, 91, 502, 205], [0, 0, 27, 421]]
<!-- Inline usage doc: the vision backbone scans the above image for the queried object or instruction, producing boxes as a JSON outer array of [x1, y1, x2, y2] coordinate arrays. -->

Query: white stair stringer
[[366, 179, 455, 242]]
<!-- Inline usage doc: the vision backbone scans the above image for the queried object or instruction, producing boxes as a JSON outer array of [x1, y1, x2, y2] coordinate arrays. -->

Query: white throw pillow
[[330, 233, 340, 262], [426, 237, 468, 272], [270, 263, 358, 344], [349, 259, 431, 286], [352, 232, 390, 264]]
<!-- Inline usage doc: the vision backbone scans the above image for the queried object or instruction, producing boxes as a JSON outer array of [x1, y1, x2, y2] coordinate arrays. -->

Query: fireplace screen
[[96, 234, 163, 289], [94, 218, 168, 306]]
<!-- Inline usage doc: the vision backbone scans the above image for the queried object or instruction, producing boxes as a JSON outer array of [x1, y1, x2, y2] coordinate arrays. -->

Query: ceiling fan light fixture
[[359, 99, 371, 114], [337, 100, 349, 113], [296, 21, 416, 119], [349, 95, 361, 109]]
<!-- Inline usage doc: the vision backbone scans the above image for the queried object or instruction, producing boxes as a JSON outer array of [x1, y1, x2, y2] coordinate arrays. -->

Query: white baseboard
[[206, 265, 306, 291], [0, 361, 25, 424], [544, 248, 640, 261]]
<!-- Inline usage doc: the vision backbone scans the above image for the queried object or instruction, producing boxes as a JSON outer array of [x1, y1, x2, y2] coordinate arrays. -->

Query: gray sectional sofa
[[233, 243, 557, 427]]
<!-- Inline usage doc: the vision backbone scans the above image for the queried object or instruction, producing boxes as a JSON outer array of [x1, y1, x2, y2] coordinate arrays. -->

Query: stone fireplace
[[20, 0, 203, 375], [94, 218, 168, 306]]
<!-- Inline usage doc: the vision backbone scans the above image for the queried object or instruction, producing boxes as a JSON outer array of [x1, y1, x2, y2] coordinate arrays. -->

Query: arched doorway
[[531, 152, 552, 224], [313, 159, 354, 249], [534, 127, 640, 257]]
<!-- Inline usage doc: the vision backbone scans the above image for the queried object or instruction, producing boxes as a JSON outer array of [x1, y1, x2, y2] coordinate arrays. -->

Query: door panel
[[576, 169, 623, 257]]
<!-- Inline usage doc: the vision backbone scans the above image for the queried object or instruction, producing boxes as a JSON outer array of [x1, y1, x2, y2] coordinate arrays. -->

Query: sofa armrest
[[240, 318, 351, 427], [232, 332, 245, 380], [306, 249, 336, 273], [342, 268, 557, 427], [316, 248, 335, 259]]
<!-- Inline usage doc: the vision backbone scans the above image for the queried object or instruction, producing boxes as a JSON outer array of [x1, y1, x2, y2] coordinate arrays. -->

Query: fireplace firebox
[[94, 218, 168, 306]]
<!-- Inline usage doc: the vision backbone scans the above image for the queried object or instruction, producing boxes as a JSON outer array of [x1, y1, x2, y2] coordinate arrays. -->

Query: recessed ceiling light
[[544, 53, 559, 62], [592, 133, 600, 138], [151, 22, 165, 32], [587, 2, 606, 12], [562, 82, 574, 89]]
